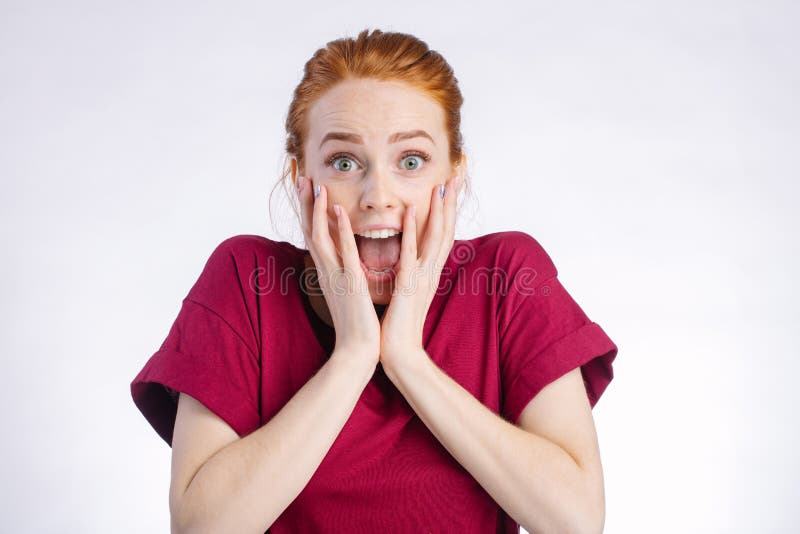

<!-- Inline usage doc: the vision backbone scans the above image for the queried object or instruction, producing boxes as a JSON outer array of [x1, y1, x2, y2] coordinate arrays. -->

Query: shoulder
[[464, 230, 558, 284], [201, 234, 302, 273], [213, 234, 298, 259], [186, 234, 302, 302]]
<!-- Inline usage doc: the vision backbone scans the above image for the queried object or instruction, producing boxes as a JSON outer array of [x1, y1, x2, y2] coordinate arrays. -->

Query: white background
[[2, 1, 797, 532]]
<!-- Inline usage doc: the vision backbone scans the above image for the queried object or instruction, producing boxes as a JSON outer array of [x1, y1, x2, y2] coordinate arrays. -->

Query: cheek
[[324, 185, 358, 212]]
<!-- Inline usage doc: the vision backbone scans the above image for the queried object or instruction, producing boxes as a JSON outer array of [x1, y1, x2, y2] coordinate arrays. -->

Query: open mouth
[[354, 232, 402, 281]]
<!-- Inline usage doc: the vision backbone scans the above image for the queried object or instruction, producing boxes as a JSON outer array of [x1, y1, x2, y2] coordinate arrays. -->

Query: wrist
[[331, 344, 379, 371], [381, 346, 429, 381]]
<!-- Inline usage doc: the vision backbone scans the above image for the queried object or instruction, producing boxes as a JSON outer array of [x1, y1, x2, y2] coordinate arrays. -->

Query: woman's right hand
[[297, 175, 381, 367]]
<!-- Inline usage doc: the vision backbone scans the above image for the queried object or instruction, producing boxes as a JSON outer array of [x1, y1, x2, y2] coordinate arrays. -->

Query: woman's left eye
[[400, 151, 431, 171]]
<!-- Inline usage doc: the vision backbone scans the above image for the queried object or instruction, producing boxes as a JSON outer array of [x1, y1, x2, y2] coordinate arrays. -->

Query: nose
[[358, 169, 399, 211]]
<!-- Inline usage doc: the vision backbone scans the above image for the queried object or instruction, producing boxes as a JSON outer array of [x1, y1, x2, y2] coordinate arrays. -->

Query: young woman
[[131, 28, 618, 533]]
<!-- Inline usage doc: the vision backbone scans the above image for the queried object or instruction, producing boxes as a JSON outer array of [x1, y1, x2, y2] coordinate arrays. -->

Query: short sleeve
[[130, 237, 262, 446], [497, 233, 617, 425]]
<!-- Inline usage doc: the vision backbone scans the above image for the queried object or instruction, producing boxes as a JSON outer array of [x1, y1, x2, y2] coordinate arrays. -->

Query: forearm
[[174, 350, 376, 534], [384, 352, 600, 534]]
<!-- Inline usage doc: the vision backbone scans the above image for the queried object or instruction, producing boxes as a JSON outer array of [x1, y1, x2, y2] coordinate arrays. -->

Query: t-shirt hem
[[503, 321, 617, 425]]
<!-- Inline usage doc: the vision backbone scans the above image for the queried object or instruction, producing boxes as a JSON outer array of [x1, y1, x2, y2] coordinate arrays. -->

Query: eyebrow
[[319, 129, 435, 148]]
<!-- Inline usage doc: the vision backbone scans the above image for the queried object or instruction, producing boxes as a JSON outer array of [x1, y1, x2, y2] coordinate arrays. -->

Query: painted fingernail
[[439, 184, 446, 199], [313, 184, 320, 199]]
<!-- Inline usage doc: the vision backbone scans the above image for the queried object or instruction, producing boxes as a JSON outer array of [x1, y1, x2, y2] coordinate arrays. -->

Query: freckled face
[[302, 78, 455, 304]]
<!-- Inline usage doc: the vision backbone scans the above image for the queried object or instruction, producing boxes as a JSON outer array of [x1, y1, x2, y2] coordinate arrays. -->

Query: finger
[[438, 174, 459, 265], [297, 176, 315, 253], [333, 203, 364, 281], [398, 203, 417, 286], [297, 176, 312, 243], [297, 176, 326, 289], [297, 176, 322, 264], [420, 181, 445, 263], [310, 181, 337, 266]]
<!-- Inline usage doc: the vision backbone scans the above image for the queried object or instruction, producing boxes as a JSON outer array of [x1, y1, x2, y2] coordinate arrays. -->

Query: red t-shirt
[[130, 231, 617, 533]]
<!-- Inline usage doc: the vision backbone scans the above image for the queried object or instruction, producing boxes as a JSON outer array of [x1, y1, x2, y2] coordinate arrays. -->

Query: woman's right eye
[[326, 153, 359, 172]]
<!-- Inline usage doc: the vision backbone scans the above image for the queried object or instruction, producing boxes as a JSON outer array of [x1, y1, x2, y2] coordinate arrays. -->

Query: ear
[[290, 157, 299, 189]]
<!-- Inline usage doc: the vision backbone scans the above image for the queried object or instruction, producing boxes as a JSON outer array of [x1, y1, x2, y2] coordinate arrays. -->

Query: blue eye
[[329, 154, 357, 172], [401, 153, 428, 171], [325, 151, 432, 173]]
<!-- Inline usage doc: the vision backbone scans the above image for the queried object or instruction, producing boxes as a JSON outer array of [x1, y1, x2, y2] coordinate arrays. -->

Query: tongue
[[356, 235, 401, 270]]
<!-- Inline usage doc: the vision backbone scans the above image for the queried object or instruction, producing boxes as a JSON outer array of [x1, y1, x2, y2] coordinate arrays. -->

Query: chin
[[369, 284, 393, 306]]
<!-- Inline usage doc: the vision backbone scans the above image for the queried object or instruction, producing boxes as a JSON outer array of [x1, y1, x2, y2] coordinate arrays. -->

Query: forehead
[[307, 78, 445, 142]]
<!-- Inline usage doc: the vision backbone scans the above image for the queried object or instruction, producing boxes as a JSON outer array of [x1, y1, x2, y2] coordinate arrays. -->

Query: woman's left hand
[[379, 172, 464, 374]]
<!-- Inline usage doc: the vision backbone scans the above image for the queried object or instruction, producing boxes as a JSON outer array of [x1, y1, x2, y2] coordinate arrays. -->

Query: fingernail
[[410, 204, 416, 217], [313, 184, 320, 199], [439, 184, 446, 199], [296, 176, 304, 193], [333, 204, 341, 216]]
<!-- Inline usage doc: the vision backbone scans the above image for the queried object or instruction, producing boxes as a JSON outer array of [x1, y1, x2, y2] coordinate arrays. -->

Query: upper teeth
[[356, 229, 401, 239]]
